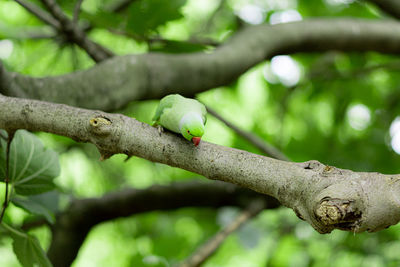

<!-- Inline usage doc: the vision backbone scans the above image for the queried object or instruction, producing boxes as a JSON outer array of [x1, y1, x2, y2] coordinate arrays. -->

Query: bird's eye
[[187, 130, 190, 134]]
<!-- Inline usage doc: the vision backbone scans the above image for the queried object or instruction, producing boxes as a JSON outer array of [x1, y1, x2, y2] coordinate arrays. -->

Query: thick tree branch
[[1, 94, 400, 236], [2, 19, 400, 111], [47, 181, 278, 267]]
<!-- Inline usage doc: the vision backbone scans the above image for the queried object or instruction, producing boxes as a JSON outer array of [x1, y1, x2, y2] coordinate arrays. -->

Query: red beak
[[191, 137, 201, 146]]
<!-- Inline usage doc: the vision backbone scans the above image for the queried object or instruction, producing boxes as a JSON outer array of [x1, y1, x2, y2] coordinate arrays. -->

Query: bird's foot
[[157, 125, 164, 136]]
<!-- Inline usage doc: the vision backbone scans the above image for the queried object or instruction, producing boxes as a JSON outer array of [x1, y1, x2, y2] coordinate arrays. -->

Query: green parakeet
[[152, 94, 207, 146]]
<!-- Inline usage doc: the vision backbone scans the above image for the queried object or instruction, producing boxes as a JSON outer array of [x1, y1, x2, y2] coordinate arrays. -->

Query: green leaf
[[126, 0, 187, 36], [11, 191, 59, 224], [2, 223, 52, 267], [81, 10, 124, 29], [0, 130, 60, 195]]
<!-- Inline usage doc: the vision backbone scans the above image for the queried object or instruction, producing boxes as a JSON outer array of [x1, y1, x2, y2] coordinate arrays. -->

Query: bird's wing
[[152, 95, 179, 123], [200, 103, 207, 125]]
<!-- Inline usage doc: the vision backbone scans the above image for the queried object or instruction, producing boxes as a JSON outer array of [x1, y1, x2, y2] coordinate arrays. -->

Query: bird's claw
[[157, 125, 164, 136]]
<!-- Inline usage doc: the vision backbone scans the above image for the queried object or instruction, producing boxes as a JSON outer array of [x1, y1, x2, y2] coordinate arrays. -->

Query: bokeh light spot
[[269, 55, 301, 87], [347, 104, 371, 131], [0, 40, 13, 59], [390, 117, 400, 154], [237, 4, 265, 25], [269, 9, 302, 25], [325, 0, 355, 6]]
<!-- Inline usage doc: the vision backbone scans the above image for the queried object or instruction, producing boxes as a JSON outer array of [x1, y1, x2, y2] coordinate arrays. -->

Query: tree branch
[[108, 0, 138, 13], [14, 0, 113, 62], [47, 181, 279, 267], [179, 199, 265, 267], [206, 106, 289, 161], [40, 0, 113, 62], [366, 0, 400, 19], [14, 0, 61, 28], [3, 19, 400, 110], [202, 0, 227, 33], [20, 217, 48, 231], [1, 94, 400, 236], [73, 0, 84, 25]]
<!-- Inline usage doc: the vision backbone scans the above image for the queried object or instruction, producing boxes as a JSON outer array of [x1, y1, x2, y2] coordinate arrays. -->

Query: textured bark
[[3, 19, 400, 111], [2, 94, 400, 236], [47, 181, 279, 267]]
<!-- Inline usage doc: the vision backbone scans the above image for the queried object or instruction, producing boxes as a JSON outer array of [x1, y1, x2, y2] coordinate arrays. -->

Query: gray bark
[[3, 19, 400, 111], [2, 94, 400, 235]]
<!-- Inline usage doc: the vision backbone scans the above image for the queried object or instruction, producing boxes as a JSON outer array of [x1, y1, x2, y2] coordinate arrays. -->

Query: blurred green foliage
[[1, 0, 400, 266]]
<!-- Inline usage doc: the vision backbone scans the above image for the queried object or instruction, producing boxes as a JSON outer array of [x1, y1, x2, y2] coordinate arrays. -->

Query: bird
[[152, 94, 207, 146]]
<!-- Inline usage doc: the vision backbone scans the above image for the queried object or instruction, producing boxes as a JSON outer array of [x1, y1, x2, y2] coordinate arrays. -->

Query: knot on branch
[[314, 197, 361, 233], [321, 165, 342, 176], [303, 160, 322, 170], [89, 116, 112, 136], [302, 161, 343, 177], [88, 114, 126, 161]]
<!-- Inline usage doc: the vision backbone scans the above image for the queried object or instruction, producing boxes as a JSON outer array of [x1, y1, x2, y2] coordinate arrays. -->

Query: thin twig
[[14, 0, 60, 29], [179, 199, 266, 267], [109, 0, 138, 13], [40, 0, 114, 62], [203, 0, 226, 33], [21, 217, 48, 231], [205, 106, 290, 161], [0, 131, 15, 223], [73, 0, 84, 25]]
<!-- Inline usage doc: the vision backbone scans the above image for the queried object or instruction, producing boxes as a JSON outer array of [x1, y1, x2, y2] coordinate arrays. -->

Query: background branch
[[37, 0, 113, 62], [14, 0, 60, 28], [206, 106, 289, 161], [20, 217, 48, 231], [47, 181, 279, 267], [366, 0, 400, 19], [179, 199, 265, 267], [108, 0, 138, 13], [3, 19, 400, 111], [73, 0, 84, 25]]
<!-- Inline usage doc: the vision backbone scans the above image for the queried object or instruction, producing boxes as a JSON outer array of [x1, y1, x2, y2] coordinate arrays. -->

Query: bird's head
[[180, 114, 205, 146]]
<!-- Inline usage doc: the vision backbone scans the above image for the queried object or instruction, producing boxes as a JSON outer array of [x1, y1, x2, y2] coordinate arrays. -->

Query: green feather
[[152, 94, 207, 141]]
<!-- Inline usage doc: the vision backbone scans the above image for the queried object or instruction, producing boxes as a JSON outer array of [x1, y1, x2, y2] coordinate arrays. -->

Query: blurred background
[[1, 0, 400, 266]]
